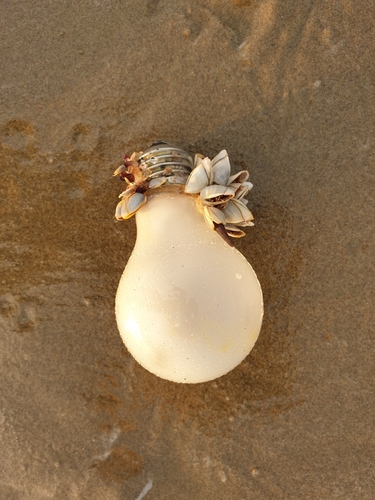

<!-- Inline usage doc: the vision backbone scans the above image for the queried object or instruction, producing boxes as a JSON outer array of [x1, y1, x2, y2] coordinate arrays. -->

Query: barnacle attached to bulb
[[184, 150, 255, 245], [113, 142, 263, 384]]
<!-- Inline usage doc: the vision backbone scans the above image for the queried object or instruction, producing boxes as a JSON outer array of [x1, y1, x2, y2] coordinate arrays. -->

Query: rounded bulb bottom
[[116, 189, 263, 383]]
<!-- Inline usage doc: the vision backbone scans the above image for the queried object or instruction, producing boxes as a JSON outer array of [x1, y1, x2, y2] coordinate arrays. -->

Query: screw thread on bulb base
[[139, 142, 193, 186]]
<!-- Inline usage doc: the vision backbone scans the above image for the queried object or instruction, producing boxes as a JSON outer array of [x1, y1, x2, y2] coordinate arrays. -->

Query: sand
[[1, 0, 374, 498]]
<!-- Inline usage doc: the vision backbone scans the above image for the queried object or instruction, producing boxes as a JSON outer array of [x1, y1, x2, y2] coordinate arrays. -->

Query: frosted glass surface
[[116, 188, 263, 383]]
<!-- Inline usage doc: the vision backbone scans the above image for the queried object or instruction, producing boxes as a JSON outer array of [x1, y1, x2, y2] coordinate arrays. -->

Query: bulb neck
[[135, 188, 220, 250], [139, 142, 193, 186]]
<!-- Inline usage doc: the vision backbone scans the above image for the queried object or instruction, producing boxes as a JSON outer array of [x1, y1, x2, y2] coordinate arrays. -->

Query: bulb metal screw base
[[139, 142, 193, 186]]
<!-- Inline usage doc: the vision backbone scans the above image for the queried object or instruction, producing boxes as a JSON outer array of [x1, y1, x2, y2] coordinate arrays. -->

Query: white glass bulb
[[115, 186, 263, 383]]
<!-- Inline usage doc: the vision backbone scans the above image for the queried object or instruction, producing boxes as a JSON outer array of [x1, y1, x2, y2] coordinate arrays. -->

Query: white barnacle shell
[[113, 164, 127, 177], [203, 205, 226, 229], [200, 184, 236, 205], [228, 170, 250, 185], [118, 185, 137, 199], [224, 224, 246, 238], [115, 192, 146, 220], [234, 181, 253, 200], [235, 219, 254, 227], [222, 198, 254, 224], [148, 177, 167, 189], [228, 182, 242, 191], [194, 153, 205, 167], [211, 150, 231, 186], [185, 157, 213, 194]]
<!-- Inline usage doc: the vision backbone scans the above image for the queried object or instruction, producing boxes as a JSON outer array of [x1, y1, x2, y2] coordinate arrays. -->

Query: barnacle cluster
[[184, 150, 254, 240], [113, 151, 170, 220], [114, 149, 254, 243]]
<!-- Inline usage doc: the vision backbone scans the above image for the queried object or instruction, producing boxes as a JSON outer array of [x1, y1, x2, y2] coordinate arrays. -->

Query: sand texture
[[1, 1, 374, 498]]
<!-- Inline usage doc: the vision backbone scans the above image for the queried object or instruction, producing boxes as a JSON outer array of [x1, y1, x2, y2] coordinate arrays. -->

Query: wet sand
[[1, 1, 374, 498]]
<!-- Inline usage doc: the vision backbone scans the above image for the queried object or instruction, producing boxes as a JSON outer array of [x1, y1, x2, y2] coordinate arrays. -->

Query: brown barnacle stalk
[[213, 222, 235, 247], [113, 151, 169, 220], [113, 152, 145, 184]]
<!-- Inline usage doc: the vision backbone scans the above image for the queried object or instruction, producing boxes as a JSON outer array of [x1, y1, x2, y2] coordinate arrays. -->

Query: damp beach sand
[[1, 1, 374, 499]]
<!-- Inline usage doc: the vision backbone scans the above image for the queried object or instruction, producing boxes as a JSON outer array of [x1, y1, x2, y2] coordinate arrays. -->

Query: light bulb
[[113, 143, 263, 383]]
